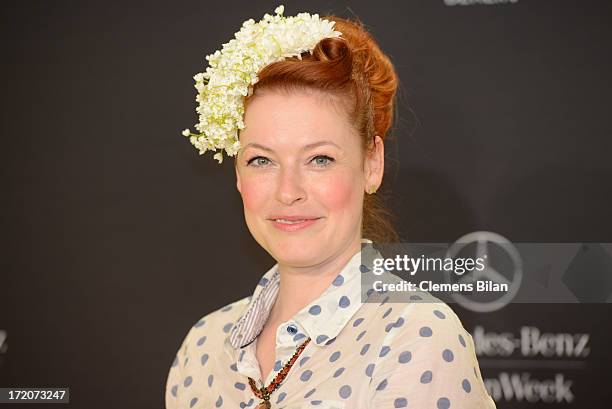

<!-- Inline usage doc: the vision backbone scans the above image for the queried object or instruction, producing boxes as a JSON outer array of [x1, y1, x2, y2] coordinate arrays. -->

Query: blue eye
[[312, 155, 334, 166], [246, 156, 270, 167]]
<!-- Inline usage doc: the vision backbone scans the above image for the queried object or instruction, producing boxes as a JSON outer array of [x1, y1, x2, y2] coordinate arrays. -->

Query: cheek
[[314, 172, 361, 212], [239, 177, 271, 213]]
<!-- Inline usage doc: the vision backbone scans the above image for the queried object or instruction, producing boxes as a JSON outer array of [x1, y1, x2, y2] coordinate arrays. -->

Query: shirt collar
[[227, 238, 375, 349]]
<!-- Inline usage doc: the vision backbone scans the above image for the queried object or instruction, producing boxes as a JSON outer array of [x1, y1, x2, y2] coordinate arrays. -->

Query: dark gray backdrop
[[1, 1, 611, 408]]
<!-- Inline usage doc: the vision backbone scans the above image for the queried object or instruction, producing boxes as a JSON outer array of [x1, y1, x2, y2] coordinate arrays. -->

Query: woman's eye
[[246, 156, 270, 167], [311, 155, 334, 166]]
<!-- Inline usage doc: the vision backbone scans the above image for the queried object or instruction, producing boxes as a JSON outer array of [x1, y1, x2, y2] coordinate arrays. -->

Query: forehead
[[240, 90, 357, 150]]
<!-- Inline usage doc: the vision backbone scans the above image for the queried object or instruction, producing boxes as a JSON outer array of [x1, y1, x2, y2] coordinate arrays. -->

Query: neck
[[267, 235, 362, 325]]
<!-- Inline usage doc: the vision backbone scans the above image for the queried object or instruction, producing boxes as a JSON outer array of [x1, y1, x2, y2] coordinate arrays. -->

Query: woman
[[167, 6, 497, 409]]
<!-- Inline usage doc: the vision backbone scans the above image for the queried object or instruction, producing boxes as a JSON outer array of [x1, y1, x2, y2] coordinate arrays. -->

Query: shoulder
[[365, 290, 471, 343], [390, 292, 473, 350], [177, 295, 252, 355], [165, 295, 251, 408]]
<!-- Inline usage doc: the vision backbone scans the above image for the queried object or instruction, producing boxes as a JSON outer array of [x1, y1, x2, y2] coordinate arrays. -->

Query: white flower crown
[[181, 5, 342, 163]]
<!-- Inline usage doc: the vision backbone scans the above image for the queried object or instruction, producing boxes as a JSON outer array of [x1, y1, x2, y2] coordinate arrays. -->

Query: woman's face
[[235, 89, 384, 268]]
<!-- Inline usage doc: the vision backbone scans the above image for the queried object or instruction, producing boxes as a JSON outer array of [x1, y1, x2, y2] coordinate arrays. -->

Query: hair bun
[[312, 36, 351, 63]]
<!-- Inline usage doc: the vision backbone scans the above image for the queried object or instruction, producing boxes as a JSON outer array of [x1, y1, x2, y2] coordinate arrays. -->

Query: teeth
[[276, 219, 306, 224]]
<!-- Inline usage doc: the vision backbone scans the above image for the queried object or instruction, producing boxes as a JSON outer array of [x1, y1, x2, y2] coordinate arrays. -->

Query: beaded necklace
[[248, 337, 311, 408]]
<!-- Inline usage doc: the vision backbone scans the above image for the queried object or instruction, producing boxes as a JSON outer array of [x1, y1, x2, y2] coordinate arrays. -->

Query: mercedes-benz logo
[[445, 231, 522, 312]]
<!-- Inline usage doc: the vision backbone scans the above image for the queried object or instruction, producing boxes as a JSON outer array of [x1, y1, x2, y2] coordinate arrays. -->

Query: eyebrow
[[241, 140, 342, 153]]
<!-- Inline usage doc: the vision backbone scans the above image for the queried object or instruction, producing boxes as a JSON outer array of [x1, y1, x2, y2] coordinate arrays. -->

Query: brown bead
[[247, 337, 311, 405]]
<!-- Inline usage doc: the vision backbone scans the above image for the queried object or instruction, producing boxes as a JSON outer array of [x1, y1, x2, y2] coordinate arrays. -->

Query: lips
[[268, 216, 320, 222], [268, 216, 322, 232]]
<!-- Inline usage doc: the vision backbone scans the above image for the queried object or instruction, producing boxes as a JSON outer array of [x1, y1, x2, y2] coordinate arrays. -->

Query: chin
[[266, 234, 327, 266]]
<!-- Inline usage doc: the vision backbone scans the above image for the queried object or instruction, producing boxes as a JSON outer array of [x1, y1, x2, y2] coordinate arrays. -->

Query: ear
[[364, 135, 384, 192]]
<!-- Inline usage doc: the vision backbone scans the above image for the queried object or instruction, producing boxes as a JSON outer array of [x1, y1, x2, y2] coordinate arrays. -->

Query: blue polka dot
[[330, 351, 341, 362], [309, 305, 321, 315], [201, 353, 209, 365], [311, 400, 322, 405], [385, 322, 395, 333], [300, 370, 313, 381], [208, 374, 214, 387], [190, 397, 198, 408], [183, 376, 192, 387], [223, 322, 233, 333], [353, 318, 364, 327], [360, 344, 370, 355], [339, 385, 352, 398], [437, 397, 451, 409], [459, 334, 466, 347], [300, 356, 310, 366], [273, 360, 282, 371], [398, 351, 412, 363], [170, 385, 177, 397], [376, 379, 388, 391], [293, 333, 306, 342], [380, 295, 390, 305], [394, 398, 408, 408], [230, 363, 237, 371], [197, 336, 207, 346], [316, 335, 329, 344], [325, 337, 337, 346], [339, 296, 350, 308], [184, 356, 189, 366], [276, 392, 286, 403], [357, 330, 367, 341], [410, 295, 422, 301], [383, 307, 392, 318], [443, 349, 454, 362], [365, 363, 375, 377], [215, 396, 223, 407], [332, 275, 344, 286], [360, 264, 370, 273], [304, 388, 316, 398], [221, 304, 233, 312], [462, 379, 471, 393], [194, 319, 205, 328], [379, 346, 391, 357], [234, 382, 246, 390], [433, 309, 446, 319], [333, 367, 345, 377], [366, 288, 375, 298], [258, 277, 269, 286], [394, 317, 405, 328], [420, 370, 433, 383], [419, 326, 433, 337]]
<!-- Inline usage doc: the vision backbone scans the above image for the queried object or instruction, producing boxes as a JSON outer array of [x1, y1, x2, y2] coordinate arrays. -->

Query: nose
[[275, 166, 306, 205]]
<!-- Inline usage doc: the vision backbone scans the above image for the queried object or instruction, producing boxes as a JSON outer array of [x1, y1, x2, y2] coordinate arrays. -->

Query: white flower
[[182, 4, 342, 164]]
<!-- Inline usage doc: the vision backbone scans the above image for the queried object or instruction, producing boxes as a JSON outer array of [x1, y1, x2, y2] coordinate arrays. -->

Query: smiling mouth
[[272, 218, 319, 224], [269, 217, 322, 231]]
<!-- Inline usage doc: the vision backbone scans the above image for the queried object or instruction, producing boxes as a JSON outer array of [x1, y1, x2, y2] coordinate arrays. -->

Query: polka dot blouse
[[165, 239, 497, 408]]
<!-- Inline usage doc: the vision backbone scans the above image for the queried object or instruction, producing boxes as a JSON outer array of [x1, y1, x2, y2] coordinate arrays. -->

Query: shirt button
[[286, 324, 298, 334]]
